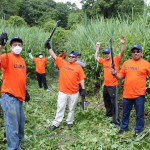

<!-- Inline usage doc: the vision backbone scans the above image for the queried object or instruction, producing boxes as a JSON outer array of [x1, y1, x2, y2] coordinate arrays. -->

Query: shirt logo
[[64, 66, 74, 71], [14, 64, 26, 69], [125, 66, 139, 71]]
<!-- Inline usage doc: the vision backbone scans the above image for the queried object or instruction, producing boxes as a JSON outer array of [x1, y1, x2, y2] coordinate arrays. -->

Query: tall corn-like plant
[[64, 15, 150, 95], [0, 24, 57, 78]]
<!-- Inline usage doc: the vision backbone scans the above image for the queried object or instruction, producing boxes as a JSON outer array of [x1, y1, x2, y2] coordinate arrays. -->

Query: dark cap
[[102, 48, 110, 54], [69, 51, 79, 57], [39, 52, 43, 56], [10, 37, 23, 45], [131, 44, 142, 51], [60, 50, 64, 52]]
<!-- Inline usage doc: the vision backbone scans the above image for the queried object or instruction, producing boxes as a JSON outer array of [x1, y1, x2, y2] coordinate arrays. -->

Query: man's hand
[[146, 87, 150, 95], [44, 41, 51, 50], [0, 32, 8, 46], [81, 89, 86, 97], [96, 42, 100, 52], [111, 68, 116, 76], [120, 35, 125, 45]]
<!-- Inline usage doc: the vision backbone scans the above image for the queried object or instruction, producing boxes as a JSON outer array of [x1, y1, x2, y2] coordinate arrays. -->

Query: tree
[[7, 15, 27, 27], [67, 11, 83, 29], [0, 0, 22, 19], [19, 0, 56, 26], [55, 2, 70, 28], [81, 0, 145, 19]]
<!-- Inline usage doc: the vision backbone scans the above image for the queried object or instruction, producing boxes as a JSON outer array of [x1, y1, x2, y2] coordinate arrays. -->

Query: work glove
[[28, 49, 31, 53], [81, 89, 86, 97], [25, 90, 30, 102], [146, 87, 150, 95], [44, 41, 51, 49], [0, 32, 8, 46]]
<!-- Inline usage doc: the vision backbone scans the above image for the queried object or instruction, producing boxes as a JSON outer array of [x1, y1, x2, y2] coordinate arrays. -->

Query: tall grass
[[0, 23, 69, 78], [64, 15, 150, 94]]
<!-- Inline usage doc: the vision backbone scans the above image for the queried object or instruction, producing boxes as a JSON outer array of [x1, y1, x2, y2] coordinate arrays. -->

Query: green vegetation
[[0, 0, 150, 149], [64, 14, 150, 94], [1, 77, 150, 150]]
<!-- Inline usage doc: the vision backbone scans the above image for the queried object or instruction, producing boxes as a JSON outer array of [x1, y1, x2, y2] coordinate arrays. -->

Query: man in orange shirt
[[95, 36, 125, 125], [44, 42, 86, 130], [28, 51, 52, 91], [0, 33, 27, 149], [112, 44, 150, 134]]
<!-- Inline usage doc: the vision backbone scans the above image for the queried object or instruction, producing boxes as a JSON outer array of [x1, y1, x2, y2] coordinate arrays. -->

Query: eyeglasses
[[131, 50, 141, 53], [68, 56, 76, 58]]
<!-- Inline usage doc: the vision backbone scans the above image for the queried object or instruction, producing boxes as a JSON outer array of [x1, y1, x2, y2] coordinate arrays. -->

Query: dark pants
[[120, 96, 145, 133], [103, 86, 119, 123], [36, 72, 48, 90]]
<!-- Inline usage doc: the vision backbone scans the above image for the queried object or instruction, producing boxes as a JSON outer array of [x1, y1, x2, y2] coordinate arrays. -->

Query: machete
[[109, 38, 120, 125]]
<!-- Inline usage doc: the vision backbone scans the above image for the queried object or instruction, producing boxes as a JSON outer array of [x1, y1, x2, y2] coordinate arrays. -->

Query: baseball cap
[[10, 37, 23, 45], [69, 51, 79, 57], [102, 48, 110, 54], [131, 44, 142, 51]]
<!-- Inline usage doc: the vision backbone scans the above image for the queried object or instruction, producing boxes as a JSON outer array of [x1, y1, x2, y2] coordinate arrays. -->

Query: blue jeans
[[120, 96, 145, 133], [0, 94, 25, 150]]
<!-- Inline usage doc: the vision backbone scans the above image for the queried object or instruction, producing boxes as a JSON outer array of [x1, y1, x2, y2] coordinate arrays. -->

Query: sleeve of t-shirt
[[55, 57, 63, 68], [76, 60, 86, 68], [45, 57, 49, 62], [79, 67, 86, 81], [115, 55, 121, 63], [0, 53, 9, 69], [98, 57, 104, 65], [119, 62, 126, 78]]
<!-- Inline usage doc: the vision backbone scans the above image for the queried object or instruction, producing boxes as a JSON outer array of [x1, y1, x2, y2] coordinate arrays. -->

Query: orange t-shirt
[[99, 55, 121, 86], [119, 59, 150, 98], [55, 57, 86, 94], [0, 53, 26, 102], [33, 57, 48, 73]]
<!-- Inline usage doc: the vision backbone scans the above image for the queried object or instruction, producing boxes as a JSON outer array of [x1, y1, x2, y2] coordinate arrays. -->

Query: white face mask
[[12, 46, 22, 55], [39, 55, 43, 58]]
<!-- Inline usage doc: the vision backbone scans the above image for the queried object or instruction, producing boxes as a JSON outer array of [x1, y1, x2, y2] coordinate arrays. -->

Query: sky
[[54, 0, 82, 9], [54, 0, 150, 9]]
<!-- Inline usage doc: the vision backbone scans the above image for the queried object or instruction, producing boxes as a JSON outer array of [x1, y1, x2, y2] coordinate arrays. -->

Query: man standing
[[112, 44, 150, 134], [95, 36, 125, 125], [0, 33, 27, 149], [44, 42, 86, 130], [28, 51, 51, 91]]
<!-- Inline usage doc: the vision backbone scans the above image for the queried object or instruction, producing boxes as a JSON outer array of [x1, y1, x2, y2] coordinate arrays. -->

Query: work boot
[[51, 125, 58, 131], [67, 124, 73, 129], [116, 130, 126, 135]]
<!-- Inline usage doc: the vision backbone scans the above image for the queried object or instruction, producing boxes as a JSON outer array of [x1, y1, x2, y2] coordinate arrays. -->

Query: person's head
[[38, 52, 43, 58], [76, 53, 81, 59], [59, 50, 66, 59], [68, 51, 78, 63], [130, 44, 142, 60], [10, 37, 23, 55], [102, 48, 111, 60]]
